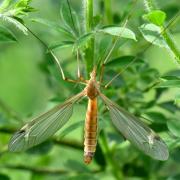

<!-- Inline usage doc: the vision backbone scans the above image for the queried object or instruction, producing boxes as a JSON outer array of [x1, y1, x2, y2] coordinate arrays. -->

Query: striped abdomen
[[84, 98, 98, 164]]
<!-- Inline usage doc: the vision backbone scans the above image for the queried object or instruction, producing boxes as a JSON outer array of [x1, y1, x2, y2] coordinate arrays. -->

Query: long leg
[[99, 0, 138, 84], [76, 49, 86, 82], [26, 26, 85, 84]]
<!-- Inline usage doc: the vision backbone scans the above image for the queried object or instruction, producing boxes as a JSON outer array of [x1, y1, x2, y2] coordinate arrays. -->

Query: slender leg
[[77, 50, 81, 79], [100, 0, 138, 86], [99, 19, 128, 85], [26, 26, 86, 84], [99, 63, 105, 84], [99, 0, 135, 84], [77, 49, 85, 82]]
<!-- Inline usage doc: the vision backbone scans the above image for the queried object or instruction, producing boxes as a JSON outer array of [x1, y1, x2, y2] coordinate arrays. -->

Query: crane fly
[[8, 1, 174, 164], [8, 67, 169, 164]]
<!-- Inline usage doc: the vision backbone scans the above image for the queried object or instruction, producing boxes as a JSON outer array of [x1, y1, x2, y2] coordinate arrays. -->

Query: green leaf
[[58, 120, 84, 139], [27, 140, 53, 154], [92, 15, 102, 28], [31, 18, 74, 39], [0, 25, 17, 42], [167, 119, 180, 137], [158, 101, 180, 113], [139, 23, 168, 48], [0, 15, 28, 34], [157, 79, 180, 88], [74, 32, 94, 48], [0, 0, 12, 12], [98, 26, 137, 41], [161, 75, 180, 80], [60, 0, 79, 36], [0, 0, 35, 16], [49, 41, 74, 50], [143, 112, 167, 124], [143, 10, 166, 26], [106, 56, 143, 68]]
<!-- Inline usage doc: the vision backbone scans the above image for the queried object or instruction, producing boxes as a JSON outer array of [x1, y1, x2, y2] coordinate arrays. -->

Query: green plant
[[0, 0, 180, 179]]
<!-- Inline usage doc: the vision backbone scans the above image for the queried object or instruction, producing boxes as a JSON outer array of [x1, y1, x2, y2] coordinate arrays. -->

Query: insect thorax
[[86, 80, 99, 100]]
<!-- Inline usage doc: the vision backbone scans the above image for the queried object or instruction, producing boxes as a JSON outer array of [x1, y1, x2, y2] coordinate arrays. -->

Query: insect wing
[[100, 93, 169, 161], [9, 92, 84, 152]]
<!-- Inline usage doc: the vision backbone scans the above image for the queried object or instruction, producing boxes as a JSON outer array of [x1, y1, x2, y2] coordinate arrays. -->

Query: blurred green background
[[0, 0, 180, 179]]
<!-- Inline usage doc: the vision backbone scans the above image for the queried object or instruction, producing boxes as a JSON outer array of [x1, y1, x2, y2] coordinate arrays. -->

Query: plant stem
[[99, 131, 123, 179], [144, 0, 180, 65], [83, 0, 94, 77], [104, 0, 112, 24], [162, 31, 180, 64]]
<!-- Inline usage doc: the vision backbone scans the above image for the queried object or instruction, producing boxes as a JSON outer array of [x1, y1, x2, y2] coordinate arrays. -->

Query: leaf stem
[[83, 0, 94, 77], [144, 0, 180, 65], [104, 0, 112, 24], [162, 31, 180, 64]]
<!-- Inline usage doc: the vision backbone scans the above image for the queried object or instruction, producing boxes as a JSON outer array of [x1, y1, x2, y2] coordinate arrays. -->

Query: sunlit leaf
[[139, 23, 168, 48], [0, 0, 12, 11], [0, 25, 17, 42], [98, 26, 137, 41], [0, 15, 28, 34], [0, 0, 35, 17], [143, 10, 166, 26]]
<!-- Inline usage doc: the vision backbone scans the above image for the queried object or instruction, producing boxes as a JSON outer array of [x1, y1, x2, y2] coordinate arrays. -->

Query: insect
[[8, 64, 169, 164], [8, 1, 173, 164]]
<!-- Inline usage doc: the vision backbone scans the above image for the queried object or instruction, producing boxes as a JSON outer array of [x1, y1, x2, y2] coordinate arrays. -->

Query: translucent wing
[[100, 93, 169, 161], [9, 92, 85, 152]]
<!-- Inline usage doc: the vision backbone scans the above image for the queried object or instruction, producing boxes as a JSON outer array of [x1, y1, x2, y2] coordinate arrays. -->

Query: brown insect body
[[84, 69, 99, 164]]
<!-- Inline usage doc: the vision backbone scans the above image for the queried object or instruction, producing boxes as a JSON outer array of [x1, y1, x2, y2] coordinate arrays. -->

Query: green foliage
[[0, 0, 35, 34], [143, 10, 166, 26], [105, 56, 143, 69], [98, 26, 137, 41], [143, 0, 180, 64], [157, 76, 180, 88], [0, 0, 180, 180], [0, 25, 16, 42], [139, 23, 168, 48], [167, 119, 180, 138]]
